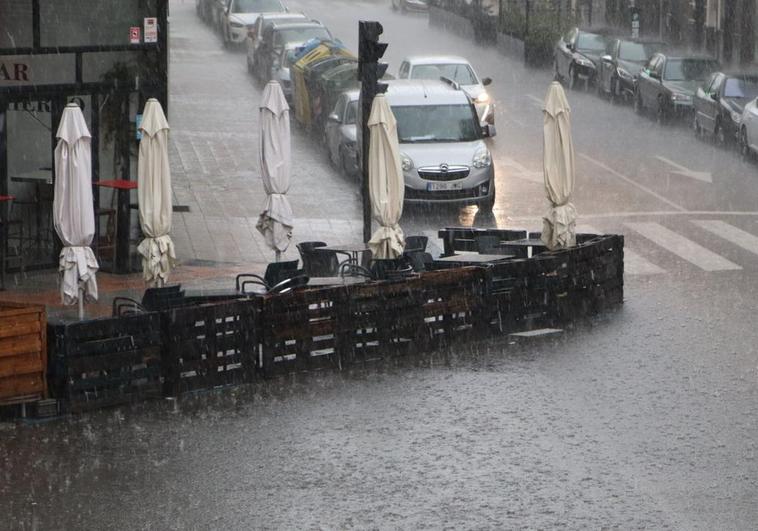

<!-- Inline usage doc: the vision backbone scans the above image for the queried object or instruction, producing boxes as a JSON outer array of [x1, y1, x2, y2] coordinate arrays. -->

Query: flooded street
[[3, 0, 758, 528]]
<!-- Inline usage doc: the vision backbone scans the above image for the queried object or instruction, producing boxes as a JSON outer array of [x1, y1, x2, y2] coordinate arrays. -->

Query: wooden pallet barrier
[[161, 299, 260, 395], [0, 303, 47, 407], [48, 313, 162, 413]]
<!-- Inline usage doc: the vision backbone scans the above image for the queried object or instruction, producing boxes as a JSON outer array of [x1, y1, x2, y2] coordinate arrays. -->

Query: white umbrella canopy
[[53, 103, 99, 309], [541, 81, 577, 251], [367, 94, 405, 259], [256, 81, 294, 258], [137, 98, 176, 286]]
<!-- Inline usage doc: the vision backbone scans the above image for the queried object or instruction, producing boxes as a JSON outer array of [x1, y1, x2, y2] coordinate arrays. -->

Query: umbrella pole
[[275, 250, 281, 263], [78, 287, 84, 320]]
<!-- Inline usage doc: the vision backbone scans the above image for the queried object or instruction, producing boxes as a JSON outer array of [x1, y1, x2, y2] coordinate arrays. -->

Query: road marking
[[692, 220, 758, 256], [580, 224, 665, 276], [500, 157, 543, 183], [654, 155, 713, 183], [579, 153, 688, 212], [625, 222, 741, 271], [526, 94, 543, 108]]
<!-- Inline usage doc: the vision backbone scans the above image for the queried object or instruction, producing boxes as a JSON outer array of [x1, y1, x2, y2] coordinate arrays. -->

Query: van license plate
[[427, 182, 463, 192]]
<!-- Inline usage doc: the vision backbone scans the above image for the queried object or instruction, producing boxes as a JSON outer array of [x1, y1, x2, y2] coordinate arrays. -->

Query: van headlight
[[472, 147, 492, 169], [476, 92, 490, 104], [401, 153, 414, 172]]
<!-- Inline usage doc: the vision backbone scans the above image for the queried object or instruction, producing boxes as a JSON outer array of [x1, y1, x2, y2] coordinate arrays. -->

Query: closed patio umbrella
[[541, 81, 577, 251], [53, 103, 98, 317], [256, 81, 294, 260], [367, 94, 405, 259], [137, 98, 176, 287]]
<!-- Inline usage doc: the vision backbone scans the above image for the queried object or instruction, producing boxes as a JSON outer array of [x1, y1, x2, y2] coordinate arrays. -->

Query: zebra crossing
[[583, 219, 758, 276]]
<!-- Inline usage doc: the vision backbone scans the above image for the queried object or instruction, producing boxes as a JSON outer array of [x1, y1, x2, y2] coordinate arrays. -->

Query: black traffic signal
[[358, 20, 389, 94], [358, 20, 390, 243]]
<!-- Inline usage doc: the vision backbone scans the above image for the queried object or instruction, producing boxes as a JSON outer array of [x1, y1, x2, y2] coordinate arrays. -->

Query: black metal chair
[[405, 235, 429, 253], [112, 285, 188, 316], [297, 242, 351, 277], [404, 250, 434, 272], [296, 241, 326, 272], [235, 259, 300, 293]]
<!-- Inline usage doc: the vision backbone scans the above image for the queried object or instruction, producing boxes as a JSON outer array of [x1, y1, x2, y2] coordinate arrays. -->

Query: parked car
[[253, 21, 332, 82], [246, 12, 309, 74], [596, 38, 667, 101], [196, 0, 216, 23], [740, 97, 758, 159], [396, 55, 494, 127], [325, 90, 360, 177], [270, 44, 303, 101], [384, 79, 497, 211], [554, 28, 611, 90], [220, 0, 287, 48], [694, 72, 758, 145], [391, 0, 429, 12], [634, 53, 719, 123]]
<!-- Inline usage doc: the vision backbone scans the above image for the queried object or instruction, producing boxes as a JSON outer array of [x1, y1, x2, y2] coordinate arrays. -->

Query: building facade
[[0, 0, 168, 272]]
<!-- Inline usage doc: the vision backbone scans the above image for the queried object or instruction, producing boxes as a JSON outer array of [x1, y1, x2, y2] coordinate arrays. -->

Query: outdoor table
[[321, 243, 370, 265], [307, 276, 368, 286], [0, 195, 15, 290], [501, 238, 547, 258], [432, 253, 515, 269], [95, 180, 138, 274]]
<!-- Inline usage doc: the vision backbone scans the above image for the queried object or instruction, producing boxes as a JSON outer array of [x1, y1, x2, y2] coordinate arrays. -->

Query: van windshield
[[392, 104, 480, 143]]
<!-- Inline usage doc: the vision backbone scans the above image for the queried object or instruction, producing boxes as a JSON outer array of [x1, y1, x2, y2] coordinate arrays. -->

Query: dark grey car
[[597, 39, 666, 102], [694, 72, 758, 145], [325, 90, 360, 178], [634, 53, 719, 123], [554, 28, 611, 91]]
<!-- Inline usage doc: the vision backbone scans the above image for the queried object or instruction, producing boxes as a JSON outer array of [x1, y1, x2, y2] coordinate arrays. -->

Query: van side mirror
[[328, 113, 340, 123], [601, 54, 612, 63], [482, 124, 496, 138], [711, 92, 718, 101], [482, 77, 492, 86]]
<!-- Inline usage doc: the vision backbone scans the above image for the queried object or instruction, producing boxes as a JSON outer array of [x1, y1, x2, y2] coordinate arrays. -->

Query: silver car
[[325, 90, 360, 177], [396, 55, 495, 127], [385, 80, 496, 211]]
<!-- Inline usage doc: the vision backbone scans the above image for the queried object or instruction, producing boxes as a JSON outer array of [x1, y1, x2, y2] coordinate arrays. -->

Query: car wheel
[[693, 116, 703, 139], [340, 147, 356, 179], [740, 127, 752, 162], [634, 89, 644, 115], [656, 97, 668, 125], [568, 65, 578, 91], [480, 187, 495, 213], [714, 119, 727, 147], [609, 77, 618, 104]]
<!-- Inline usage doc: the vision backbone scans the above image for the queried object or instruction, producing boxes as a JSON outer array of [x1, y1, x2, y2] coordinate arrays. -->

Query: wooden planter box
[[0, 302, 47, 406]]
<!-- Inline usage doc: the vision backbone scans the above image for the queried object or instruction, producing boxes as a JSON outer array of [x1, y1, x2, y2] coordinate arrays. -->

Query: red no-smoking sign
[[130, 26, 141, 44]]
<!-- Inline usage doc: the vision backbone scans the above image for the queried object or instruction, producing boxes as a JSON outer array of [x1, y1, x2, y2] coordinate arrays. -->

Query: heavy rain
[[2, 0, 758, 528]]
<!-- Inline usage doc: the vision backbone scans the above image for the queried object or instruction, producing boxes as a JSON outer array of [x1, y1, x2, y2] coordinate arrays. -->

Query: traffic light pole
[[358, 21, 388, 243]]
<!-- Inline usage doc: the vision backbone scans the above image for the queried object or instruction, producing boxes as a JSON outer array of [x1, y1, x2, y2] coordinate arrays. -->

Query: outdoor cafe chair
[[113, 285, 190, 316], [297, 243, 352, 277], [404, 250, 434, 273], [235, 259, 300, 293], [405, 235, 429, 253]]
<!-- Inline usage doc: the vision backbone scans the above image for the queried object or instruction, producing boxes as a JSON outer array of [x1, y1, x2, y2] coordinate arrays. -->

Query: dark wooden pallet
[[48, 313, 162, 413], [161, 299, 260, 396]]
